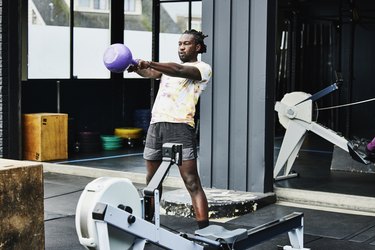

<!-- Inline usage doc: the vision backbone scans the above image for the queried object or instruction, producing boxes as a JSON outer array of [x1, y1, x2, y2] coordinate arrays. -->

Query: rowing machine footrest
[[195, 225, 247, 244], [347, 141, 371, 165]]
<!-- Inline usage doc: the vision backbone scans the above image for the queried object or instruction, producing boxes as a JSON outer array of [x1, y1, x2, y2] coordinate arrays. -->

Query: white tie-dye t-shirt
[[151, 61, 212, 128]]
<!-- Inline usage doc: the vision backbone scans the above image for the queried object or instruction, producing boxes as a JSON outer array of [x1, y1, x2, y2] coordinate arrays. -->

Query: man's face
[[178, 34, 200, 62]]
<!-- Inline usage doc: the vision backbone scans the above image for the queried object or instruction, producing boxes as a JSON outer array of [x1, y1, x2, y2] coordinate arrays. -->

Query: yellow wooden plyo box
[[23, 113, 68, 161]]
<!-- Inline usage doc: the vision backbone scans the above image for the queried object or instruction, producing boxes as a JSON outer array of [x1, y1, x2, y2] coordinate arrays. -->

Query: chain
[[317, 97, 375, 111]]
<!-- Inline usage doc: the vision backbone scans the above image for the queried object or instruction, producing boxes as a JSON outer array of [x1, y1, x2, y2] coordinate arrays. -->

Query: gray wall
[[200, 0, 274, 193]]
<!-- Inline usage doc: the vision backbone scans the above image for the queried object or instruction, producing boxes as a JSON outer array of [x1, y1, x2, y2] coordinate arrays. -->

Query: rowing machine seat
[[195, 225, 247, 244]]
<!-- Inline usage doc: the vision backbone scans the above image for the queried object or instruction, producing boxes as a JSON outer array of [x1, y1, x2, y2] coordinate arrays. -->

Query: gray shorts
[[143, 122, 197, 161]]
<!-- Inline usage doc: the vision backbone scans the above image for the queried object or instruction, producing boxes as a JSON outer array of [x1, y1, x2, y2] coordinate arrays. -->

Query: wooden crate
[[23, 113, 68, 161], [0, 159, 44, 249]]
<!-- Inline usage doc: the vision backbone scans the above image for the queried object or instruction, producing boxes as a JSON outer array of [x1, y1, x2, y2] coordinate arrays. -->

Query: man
[[128, 29, 212, 229]]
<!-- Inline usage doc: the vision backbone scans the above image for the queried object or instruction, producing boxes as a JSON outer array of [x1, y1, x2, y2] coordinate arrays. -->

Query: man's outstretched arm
[[130, 60, 201, 81], [128, 60, 163, 79]]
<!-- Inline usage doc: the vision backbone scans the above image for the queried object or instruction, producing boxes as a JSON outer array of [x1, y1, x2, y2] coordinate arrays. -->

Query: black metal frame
[[2, 0, 23, 159], [264, 0, 278, 192]]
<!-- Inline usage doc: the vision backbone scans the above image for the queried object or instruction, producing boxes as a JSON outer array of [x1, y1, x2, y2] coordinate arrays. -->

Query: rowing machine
[[76, 143, 309, 249], [274, 82, 370, 181]]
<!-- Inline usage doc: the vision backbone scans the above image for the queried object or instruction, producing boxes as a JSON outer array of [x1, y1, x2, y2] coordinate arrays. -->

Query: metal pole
[[57, 80, 60, 113]]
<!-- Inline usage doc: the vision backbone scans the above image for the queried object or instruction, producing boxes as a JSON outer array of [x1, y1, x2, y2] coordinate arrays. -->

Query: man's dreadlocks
[[183, 29, 208, 54]]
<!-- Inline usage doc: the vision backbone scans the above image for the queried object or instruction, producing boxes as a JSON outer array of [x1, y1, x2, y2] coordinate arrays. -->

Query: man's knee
[[184, 176, 201, 194]]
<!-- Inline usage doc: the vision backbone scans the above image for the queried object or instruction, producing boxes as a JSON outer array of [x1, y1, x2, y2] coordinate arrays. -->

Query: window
[[27, 0, 201, 79], [74, 0, 141, 14], [159, 1, 202, 62], [123, 0, 151, 78], [192, 2, 202, 31], [28, 0, 70, 78], [125, 0, 135, 12], [78, 0, 90, 8], [28, 0, 111, 79], [73, 1, 110, 78], [75, 0, 108, 12]]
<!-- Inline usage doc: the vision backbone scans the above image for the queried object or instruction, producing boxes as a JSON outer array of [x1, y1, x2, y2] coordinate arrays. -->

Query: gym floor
[[273, 133, 375, 198], [45, 172, 375, 249], [44, 133, 375, 249]]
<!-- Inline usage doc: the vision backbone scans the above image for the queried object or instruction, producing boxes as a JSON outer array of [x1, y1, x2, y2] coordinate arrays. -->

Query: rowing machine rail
[[93, 202, 309, 250]]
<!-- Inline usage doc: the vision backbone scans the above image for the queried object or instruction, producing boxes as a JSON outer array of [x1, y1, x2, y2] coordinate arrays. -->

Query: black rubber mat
[[43, 172, 375, 250], [229, 204, 375, 240], [45, 216, 84, 250], [44, 191, 82, 220]]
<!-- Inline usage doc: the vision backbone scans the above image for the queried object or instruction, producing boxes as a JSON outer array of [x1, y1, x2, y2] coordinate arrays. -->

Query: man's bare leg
[[179, 159, 209, 228]]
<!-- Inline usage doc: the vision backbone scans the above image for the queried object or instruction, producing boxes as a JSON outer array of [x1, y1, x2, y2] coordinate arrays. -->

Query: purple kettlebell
[[103, 43, 138, 73]]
